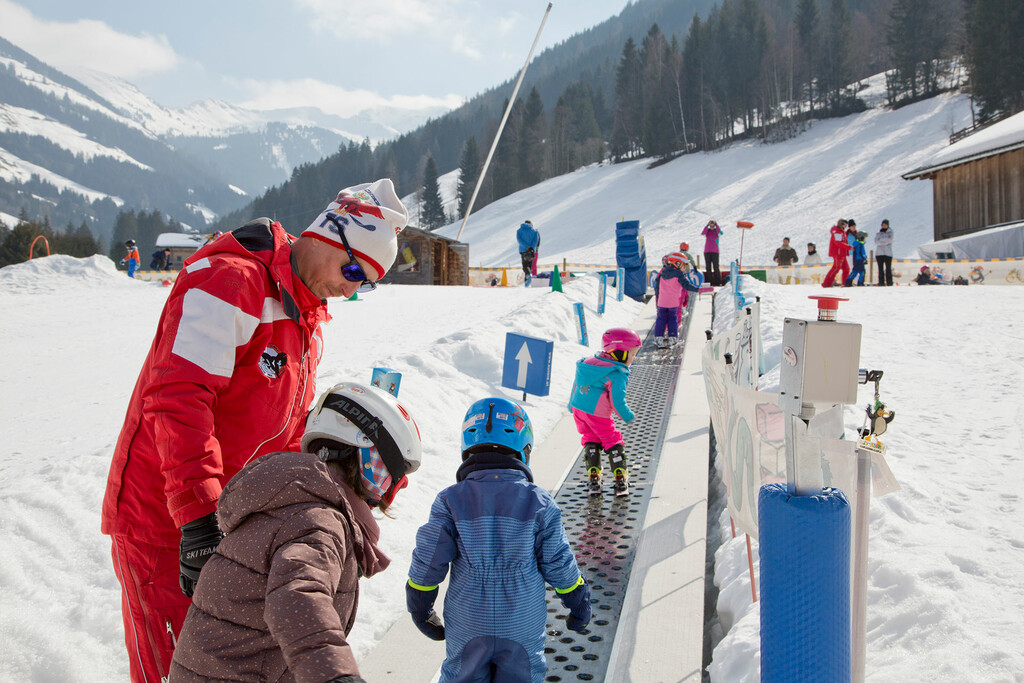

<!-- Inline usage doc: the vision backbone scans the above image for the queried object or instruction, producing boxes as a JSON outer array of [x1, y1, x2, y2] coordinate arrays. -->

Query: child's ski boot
[[606, 444, 629, 496], [613, 468, 629, 497], [656, 336, 669, 349], [583, 442, 603, 496]]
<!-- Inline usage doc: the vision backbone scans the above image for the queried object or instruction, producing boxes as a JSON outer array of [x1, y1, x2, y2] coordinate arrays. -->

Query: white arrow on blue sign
[[501, 332, 553, 397]]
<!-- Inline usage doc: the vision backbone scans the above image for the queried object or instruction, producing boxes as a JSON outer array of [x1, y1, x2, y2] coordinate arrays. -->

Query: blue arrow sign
[[501, 332, 553, 397]]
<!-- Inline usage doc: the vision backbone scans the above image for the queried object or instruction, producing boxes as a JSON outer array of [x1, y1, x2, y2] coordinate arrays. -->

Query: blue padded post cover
[[758, 483, 851, 682], [615, 220, 648, 302]]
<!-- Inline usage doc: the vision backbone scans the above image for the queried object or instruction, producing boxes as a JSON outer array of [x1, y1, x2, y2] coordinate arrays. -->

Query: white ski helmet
[[302, 382, 422, 502]]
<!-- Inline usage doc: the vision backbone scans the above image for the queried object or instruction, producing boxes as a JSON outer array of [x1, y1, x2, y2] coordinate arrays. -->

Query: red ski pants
[[823, 256, 850, 288], [111, 534, 191, 682]]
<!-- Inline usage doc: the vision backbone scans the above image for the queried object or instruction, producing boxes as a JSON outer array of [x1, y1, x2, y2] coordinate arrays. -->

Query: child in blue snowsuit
[[844, 229, 867, 286], [654, 252, 702, 348], [407, 398, 591, 683], [516, 220, 540, 286]]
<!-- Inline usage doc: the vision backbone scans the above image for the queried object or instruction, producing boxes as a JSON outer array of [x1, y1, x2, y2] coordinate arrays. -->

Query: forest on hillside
[[211, 0, 1021, 237]]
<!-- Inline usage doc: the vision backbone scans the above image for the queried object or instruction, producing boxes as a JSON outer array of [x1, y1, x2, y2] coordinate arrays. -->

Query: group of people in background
[[820, 217, 895, 287], [765, 218, 894, 287], [119, 242, 174, 276]]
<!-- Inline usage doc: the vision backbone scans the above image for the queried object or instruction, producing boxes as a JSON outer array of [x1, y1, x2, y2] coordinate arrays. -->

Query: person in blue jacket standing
[[406, 398, 591, 683], [516, 220, 540, 286]]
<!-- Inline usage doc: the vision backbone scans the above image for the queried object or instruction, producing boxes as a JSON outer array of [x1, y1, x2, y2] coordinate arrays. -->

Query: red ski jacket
[[828, 224, 851, 259], [102, 219, 331, 546]]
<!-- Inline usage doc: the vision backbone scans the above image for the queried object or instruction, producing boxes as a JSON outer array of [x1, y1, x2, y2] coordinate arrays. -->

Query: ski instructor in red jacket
[[102, 179, 408, 683]]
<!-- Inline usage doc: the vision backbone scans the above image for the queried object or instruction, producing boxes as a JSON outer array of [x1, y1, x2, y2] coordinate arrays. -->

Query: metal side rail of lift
[[541, 308, 696, 682]]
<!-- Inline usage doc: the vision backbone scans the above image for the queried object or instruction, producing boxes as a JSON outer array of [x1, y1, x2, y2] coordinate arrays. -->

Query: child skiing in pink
[[568, 328, 642, 496], [654, 252, 702, 348]]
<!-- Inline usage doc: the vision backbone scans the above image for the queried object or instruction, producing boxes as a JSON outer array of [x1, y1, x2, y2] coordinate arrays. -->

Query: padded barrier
[[615, 220, 648, 302], [759, 483, 851, 682]]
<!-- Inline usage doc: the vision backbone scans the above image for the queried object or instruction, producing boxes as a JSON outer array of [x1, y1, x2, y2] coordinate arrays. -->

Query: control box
[[778, 318, 862, 415]]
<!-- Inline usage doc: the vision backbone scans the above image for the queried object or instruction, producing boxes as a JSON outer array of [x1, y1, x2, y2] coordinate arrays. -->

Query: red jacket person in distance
[[102, 179, 408, 683]]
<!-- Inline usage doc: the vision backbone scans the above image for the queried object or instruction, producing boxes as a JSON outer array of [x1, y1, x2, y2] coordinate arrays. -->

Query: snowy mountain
[[0, 36, 453, 238]]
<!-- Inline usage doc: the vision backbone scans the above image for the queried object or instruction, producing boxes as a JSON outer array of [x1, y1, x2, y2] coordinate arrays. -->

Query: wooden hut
[[381, 225, 469, 286], [154, 232, 208, 270], [903, 111, 1024, 241]]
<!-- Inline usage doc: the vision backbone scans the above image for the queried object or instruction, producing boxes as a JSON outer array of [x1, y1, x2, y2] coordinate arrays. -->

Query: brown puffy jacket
[[169, 451, 389, 683]]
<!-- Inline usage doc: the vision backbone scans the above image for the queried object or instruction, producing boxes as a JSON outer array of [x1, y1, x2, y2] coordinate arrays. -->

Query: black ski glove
[[559, 579, 592, 633], [406, 581, 445, 641], [179, 512, 223, 597]]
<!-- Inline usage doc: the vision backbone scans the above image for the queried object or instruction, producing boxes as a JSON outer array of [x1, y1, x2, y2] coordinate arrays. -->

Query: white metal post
[[851, 446, 872, 683], [456, 3, 553, 242]]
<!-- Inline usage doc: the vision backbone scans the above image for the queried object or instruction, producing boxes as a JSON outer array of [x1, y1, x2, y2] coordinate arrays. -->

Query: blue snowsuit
[[408, 452, 584, 683], [845, 236, 867, 286]]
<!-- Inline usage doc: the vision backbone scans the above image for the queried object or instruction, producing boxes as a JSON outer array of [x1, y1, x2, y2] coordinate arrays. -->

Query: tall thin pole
[[456, 3, 553, 242]]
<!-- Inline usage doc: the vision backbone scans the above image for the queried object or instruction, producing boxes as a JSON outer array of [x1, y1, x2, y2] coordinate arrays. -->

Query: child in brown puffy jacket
[[168, 382, 422, 683]]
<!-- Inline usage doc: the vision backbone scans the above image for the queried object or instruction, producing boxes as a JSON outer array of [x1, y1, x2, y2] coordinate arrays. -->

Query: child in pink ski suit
[[654, 252, 702, 348], [567, 328, 642, 496]]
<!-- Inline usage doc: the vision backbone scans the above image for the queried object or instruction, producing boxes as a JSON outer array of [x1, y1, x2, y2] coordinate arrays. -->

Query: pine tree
[[823, 0, 854, 111], [965, 0, 1024, 118], [420, 156, 446, 231], [886, 0, 951, 104], [611, 38, 643, 160], [518, 88, 547, 187], [640, 24, 676, 158], [491, 97, 523, 200], [795, 0, 822, 116], [456, 136, 480, 219]]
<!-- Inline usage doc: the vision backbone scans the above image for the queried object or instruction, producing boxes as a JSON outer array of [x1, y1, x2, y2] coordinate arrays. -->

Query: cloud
[[0, 0, 179, 79], [236, 77, 463, 117], [294, 0, 459, 37]]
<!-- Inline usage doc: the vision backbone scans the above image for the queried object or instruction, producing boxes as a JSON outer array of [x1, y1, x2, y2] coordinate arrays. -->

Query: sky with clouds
[[0, 0, 632, 117]]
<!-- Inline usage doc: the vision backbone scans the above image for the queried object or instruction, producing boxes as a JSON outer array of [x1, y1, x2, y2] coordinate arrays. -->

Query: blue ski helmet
[[460, 397, 533, 464]]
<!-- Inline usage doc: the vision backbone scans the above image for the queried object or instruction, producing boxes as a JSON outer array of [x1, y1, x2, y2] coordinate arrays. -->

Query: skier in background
[[406, 398, 590, 683], [773, 237, 799, 266], [169, 382, 421, 683], [875, 219, 894, 286], [150, 247, 171, 270], [701, 219, 723, 286], [654, 252, 702, 348], [121, 239, 140, 278], [805, 242, 823, 265], [568, 328, 642, 496], [102, 179, 408, 683], [845, 230, 868, 286], [517, 219, 540, 286], [822, 218, 851, 287]]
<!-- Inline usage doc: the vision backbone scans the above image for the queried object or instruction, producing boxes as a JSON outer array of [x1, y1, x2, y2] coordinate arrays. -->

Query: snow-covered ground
[[2, 85, 1023, 682], [436, 82, 973, 269]]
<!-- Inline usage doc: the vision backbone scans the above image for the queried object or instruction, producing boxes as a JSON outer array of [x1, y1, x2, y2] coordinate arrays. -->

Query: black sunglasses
[[324, 213, 378, 292]]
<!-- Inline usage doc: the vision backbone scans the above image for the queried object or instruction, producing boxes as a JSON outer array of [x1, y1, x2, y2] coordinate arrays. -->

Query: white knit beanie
[[302, 179, 409, 280]]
